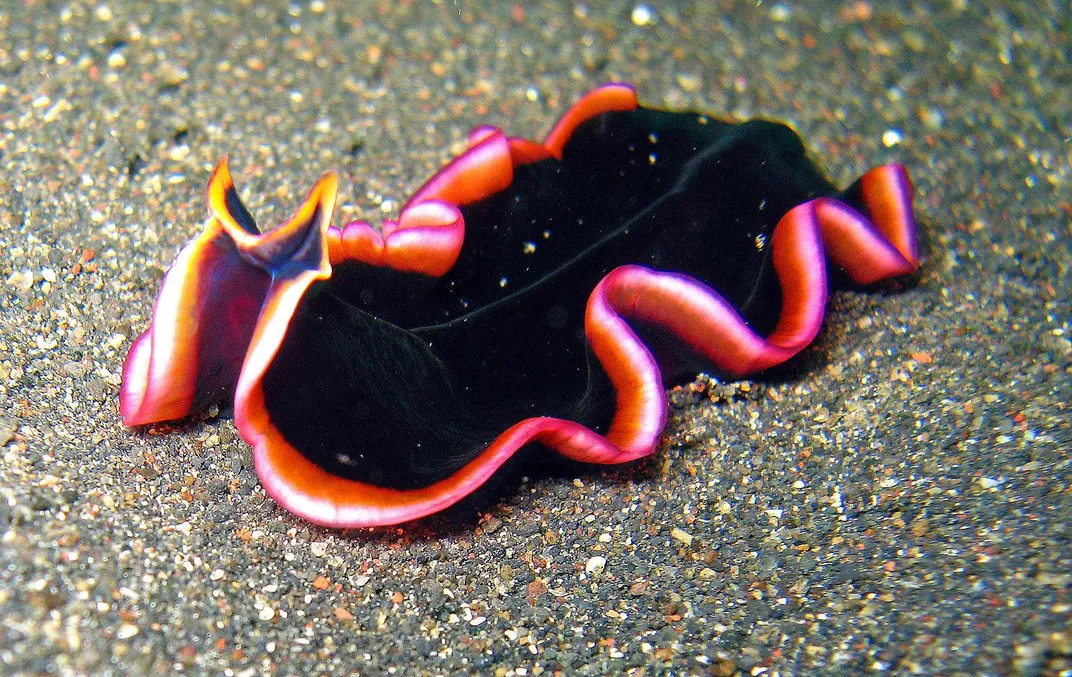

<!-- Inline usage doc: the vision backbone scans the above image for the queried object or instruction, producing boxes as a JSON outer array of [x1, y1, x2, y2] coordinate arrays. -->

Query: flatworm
[[121, 83, 919, 528]]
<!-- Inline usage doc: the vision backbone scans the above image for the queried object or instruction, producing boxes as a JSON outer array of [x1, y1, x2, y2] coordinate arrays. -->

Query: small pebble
[[631, 4, 655, 26], [585, 556, 607, 575], [671, 527, 694, 546]]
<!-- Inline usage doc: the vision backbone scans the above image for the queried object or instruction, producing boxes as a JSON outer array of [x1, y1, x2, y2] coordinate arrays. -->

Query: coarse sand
[[0, 1, 1068, 675]]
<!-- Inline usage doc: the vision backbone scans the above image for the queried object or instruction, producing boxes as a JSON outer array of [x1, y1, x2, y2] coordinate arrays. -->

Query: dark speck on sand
[[0, 1, 1068, 675]]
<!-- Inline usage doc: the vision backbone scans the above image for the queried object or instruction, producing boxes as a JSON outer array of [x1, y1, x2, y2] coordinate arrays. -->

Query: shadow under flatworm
[[262, 107, 855, 490]]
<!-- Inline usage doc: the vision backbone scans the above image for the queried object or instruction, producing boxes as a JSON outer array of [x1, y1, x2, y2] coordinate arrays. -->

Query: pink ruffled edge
[[121, 84, 918, 527]]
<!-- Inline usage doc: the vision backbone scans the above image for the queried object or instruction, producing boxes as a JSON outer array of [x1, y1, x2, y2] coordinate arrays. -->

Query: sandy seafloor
[[0, 0, 1068, 675]]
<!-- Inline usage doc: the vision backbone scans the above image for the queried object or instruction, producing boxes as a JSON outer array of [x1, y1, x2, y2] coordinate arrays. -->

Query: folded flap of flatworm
[[120, 158, 338, 426], [121, 83, 919, 528]]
